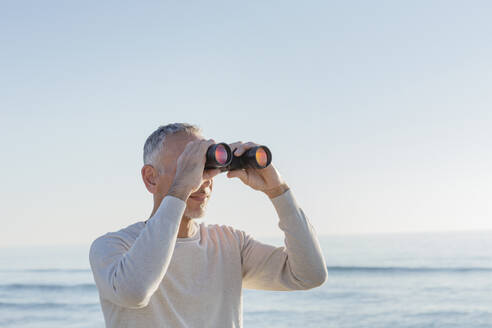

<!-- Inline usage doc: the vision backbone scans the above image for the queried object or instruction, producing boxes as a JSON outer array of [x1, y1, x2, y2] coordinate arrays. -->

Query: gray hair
[[143, 123, 202, 174]]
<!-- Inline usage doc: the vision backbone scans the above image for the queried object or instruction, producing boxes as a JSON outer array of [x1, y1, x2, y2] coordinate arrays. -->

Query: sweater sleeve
[[241, 189, 328, 290], [89, 195, 186, 309]]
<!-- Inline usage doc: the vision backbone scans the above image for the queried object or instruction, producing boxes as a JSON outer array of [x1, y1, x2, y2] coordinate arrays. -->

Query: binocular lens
[[215, 144, 229, 164], [205, 143, 233, 169], [255, 147, 268, 167]]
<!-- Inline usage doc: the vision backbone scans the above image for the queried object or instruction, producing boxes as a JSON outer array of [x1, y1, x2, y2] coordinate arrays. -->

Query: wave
[[1, 265, 490, 277], [0, 283, 96, 291], [327, 266, 492, 273]]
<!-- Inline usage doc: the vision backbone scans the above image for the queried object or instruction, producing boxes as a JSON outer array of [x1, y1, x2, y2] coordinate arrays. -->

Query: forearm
[[90, 195, 186, 308], [270, 189, 327, 288]]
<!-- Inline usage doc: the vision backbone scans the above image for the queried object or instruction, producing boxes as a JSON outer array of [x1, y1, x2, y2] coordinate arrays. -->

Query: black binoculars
[[204, 143, 272, 172]]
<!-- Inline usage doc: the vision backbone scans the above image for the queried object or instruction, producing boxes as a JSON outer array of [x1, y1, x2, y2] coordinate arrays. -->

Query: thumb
[[203, 168, 221, 180], [227, 169, 247, 183]]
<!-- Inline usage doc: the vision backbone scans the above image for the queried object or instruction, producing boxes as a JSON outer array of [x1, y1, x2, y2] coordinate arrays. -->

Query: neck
[[146, 196, 196, 238], [177, 216, 195, 238]]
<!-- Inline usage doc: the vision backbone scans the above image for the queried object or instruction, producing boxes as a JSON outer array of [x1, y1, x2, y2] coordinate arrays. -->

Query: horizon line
[[1, 228, 491, 249]]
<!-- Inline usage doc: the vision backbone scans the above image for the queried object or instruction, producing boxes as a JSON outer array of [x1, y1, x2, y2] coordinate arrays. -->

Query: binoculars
[[204, 143, 272, 172]]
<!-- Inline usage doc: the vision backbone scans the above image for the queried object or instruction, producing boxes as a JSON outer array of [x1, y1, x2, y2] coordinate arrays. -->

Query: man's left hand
[[226, 141, 289, 198]]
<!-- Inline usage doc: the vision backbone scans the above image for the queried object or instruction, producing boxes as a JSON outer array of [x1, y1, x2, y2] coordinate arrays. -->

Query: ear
[[141, 165, 159, 194]]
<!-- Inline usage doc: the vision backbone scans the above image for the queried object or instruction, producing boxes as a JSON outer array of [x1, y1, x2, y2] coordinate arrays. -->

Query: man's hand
[[226, 141, 289, 198], [169, 139, 221, 201]]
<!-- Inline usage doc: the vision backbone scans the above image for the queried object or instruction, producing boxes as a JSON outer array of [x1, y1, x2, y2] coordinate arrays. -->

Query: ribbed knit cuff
[[149, 195, 187, 224], [270, 189, 299, 219]]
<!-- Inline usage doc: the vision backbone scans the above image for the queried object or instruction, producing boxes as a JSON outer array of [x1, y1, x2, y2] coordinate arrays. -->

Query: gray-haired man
[[89, 123, 327, 328]]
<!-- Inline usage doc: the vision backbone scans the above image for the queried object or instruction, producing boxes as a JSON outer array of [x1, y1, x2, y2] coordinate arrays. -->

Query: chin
[[184, 205, 207, 219]]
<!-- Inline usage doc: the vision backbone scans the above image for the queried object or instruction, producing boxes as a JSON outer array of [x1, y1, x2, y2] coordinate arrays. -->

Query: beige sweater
[[89, 189, 328, 328]]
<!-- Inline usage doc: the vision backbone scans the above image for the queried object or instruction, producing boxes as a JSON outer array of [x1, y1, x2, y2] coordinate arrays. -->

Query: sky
[[1, 1, 491, 247]]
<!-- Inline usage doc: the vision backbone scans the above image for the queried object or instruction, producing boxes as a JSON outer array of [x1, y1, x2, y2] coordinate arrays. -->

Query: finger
[[199, 139, 216, 153], [228, 141, 243, 148], [203, 168, 221, 180], [227, 141, 243, 155], [234, 142, 259, 156], [188, 139, 206, 151], [184, 140, 196, 151]]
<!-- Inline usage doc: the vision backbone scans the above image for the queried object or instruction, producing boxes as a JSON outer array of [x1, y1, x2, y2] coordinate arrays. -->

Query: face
[[148, 131, 214, 219]]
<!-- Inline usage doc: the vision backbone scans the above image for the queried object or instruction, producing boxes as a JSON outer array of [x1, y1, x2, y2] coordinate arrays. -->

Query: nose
[[199, 178, 213, 192], [201, 178, 212, 188]]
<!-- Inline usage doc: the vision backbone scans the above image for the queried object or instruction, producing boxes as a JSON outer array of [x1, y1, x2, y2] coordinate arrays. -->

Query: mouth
[[190, 194, 208, 201]]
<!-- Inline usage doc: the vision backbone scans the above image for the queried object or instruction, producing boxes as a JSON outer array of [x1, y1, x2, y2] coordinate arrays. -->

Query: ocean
[[0, 231, 491, 328]]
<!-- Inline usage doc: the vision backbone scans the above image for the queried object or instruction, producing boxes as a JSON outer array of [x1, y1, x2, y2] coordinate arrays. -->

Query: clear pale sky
[[1, 1, 491, 247]]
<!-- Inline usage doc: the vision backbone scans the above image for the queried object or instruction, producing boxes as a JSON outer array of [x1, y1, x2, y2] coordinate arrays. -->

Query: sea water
[[0, 231, 491, 328]]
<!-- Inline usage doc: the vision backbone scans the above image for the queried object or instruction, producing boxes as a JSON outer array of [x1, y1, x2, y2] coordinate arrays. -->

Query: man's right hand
[[167, 139, 221, 201]]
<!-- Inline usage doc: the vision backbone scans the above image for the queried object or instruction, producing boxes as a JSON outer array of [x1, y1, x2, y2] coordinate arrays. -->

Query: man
[[89, 123, 328, 328]]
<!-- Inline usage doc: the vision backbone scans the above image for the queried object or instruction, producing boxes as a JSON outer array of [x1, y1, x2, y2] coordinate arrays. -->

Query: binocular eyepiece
[[204, 143, 272, 172]]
